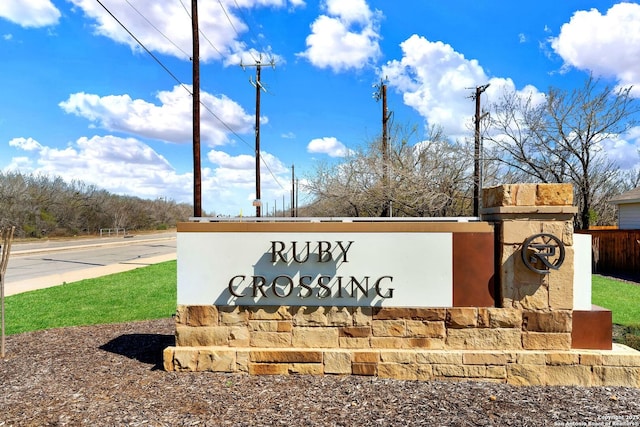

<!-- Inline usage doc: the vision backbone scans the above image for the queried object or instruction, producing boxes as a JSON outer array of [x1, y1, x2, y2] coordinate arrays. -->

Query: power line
[[97, 0, 286, 193], [218, 0, 259, 63], [232, 0, 275, 63], [124, 0, 190, 59], [178, 0, 225, 59], [95, 0, 189, 94]]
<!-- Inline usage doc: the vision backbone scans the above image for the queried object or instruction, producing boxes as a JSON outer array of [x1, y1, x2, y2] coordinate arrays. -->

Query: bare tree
[[486, 76, 639, 229], [305, 125, 474, 217]]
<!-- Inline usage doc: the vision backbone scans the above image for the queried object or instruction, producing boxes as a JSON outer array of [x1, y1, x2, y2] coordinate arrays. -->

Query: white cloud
[[9, 137, 43, 151], [298, 0, 382, 72], [66, 0, 300, 63], [0, 0, 60, 28], [6, 135, 186, 198], [59, 85, 255, 146], [381, 35, 545, 138], [3, 34, 13, 41], [551, 3, 640, 95], [307, 136, 351, 157], [600, 127, 640, 170]]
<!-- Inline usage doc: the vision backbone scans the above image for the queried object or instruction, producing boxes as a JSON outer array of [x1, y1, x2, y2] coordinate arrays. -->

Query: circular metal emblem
[[521, 233, 565, 274]]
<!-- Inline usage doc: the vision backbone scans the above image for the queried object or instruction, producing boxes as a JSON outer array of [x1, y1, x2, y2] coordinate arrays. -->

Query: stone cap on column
[[481, 183, 577, 221]]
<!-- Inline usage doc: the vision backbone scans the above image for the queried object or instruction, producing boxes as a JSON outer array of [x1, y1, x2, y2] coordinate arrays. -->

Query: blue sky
[[1, 0, 639, 216]]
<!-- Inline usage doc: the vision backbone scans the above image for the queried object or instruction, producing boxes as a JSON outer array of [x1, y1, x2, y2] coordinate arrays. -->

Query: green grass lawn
[[592, 275, 640, 327], [3, 261, 176, 335]]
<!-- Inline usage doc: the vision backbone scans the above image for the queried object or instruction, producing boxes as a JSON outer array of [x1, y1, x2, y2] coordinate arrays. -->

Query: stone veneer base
[[163, 344, 640, 387]]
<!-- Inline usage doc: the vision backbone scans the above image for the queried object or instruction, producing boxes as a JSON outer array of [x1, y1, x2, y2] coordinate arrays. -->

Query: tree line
[[0, 171, 192, 238], [303, 76, 640, 229]]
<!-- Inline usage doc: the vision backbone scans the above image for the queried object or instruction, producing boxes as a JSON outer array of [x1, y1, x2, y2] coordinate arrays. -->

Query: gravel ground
[[2, 318, 640, 426]]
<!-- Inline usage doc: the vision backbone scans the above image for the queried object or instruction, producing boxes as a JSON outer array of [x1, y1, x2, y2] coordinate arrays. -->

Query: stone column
[[482, 183, 577, 350]]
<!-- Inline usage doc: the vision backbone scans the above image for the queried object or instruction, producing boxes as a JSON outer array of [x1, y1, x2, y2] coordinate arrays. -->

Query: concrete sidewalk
[[4, 252, 176, 297]]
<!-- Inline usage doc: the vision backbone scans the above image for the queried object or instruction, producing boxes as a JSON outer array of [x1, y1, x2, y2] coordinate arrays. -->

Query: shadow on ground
[[100, 333, 175, 370]]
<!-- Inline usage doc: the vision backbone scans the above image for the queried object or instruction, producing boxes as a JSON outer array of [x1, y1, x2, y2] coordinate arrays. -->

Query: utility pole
[[242, 56, 275, 217], [471, 84, 490, 217], [374, 78, 391, 217], [191, 0, 202, 217], [291, 164, 295, 217]]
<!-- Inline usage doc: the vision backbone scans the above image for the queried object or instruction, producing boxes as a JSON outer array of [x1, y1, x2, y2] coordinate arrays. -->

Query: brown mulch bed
[[2, 318, 640, 426]]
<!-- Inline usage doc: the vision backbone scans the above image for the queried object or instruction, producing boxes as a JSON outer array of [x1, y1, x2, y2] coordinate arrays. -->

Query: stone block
[[163, 347, 175, 371], [523, 310, 572, 333], [579, 353, 603, 366], [485, 366, 507, 379], [327, 307, 352, 326], [250, 350, 323, 363], [339, 337, 370, 349], [477, 308, 490, 328], [546, 365, 592, 386], [236, 351, 249, 373], [416, 352, 462, 365], [249, 363, 289, 375], [352, 363, 377, 376], [483, 185, 511, 208], [446, 328, 522, 350], [463, 365, 488, 378], [324, 351, 351, 374], [446, 308, 478, 328], [515, 352, 546, 365], [545, 353, 579, 365], [289, 363, 324, 375], [248, 306, 292, 320], [536, 183, 573, 206], [514, 184, 537, 206], [378, 363, 417, 380], [502, 220, 545, 245], [522, 332, 571, 350], [506, 364, 545, 386], [500, 244, 549, 310], [351, 307, 373, 326], [248, 320, 292, 332], [373, 307, 445, 321], [292, 327, 339, 348], [185, 305, 218, 326], [250, 331, 291, 348], [339, 326, 371, 338], [175, 306, 187, 325], [541, 221, 574, 246], [380, 351, 415, 364], [462, 353, 508, 366], [370, 337, 404, 349], [433, 364, 465, 377], [406, 320, 446, 338], [197, 350, 235, 372], [219, 306, 248, 326], [249, 320, 277, 332], [593, 366, 640, 387], [405, 338, 446, 349], [416, 365, 434, 380], [353, 352, 379, 363], [372, 320, 405, 337], [172, 348, 198, 371], [292, 306, 328, 326], [602, 354, 640, 367], [175, 326, 229, 347], [488, 308, 522, 328], [229, 326, 250, 347]]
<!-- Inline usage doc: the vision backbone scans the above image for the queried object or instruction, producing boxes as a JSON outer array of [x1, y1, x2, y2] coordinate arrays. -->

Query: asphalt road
[[2, 232, 177, 296]]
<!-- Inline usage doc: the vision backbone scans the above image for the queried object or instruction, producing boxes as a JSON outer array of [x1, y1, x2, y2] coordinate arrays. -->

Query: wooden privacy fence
[[576, 229, 640, 279]]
